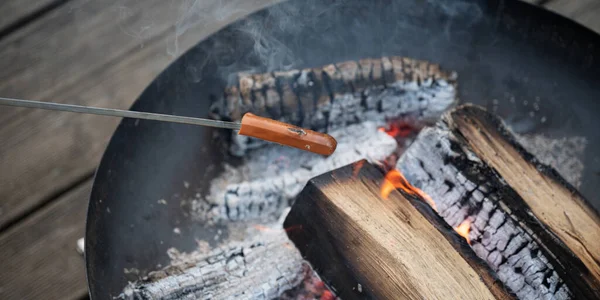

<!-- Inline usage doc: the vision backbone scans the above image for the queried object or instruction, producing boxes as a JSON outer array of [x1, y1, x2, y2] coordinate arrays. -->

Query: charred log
[[213, 56, 457, 155], [284, 161, 513, 300], [397, 104, 600, 299], [119, 228, 305, 300]]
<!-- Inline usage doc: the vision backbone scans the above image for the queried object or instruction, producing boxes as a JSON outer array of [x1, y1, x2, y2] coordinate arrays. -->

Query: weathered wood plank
[[0, 0, 62, 35], [0, 179, 91, 300], [0, 0, 280, 229], [540, 0, 600, 33]]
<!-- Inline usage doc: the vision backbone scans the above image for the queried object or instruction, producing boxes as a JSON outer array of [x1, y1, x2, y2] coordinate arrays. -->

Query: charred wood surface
[[120, 228, 304, 300], [212, 57, 457, 155], [397, 104, 600, 299], [284, 161, 513, 300]]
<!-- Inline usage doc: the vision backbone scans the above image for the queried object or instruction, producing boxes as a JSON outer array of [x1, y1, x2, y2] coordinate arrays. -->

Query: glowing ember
[[284, 224, 303, 233], [455, 219, 472, 245], [378, 122, 414, 138], [352, 160, 365, 177], [380, 169, 437, 211], [320, 290, 336, 300]]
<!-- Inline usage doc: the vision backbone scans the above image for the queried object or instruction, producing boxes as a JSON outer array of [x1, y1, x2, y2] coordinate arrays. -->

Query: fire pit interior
[[120, 56, 458, 299], [119, 56, 599, 300], [85, 1, 600, 299]]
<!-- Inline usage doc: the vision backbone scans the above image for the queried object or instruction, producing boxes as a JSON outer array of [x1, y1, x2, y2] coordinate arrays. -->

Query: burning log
[[211, 56, 457, 155], [397, 105, 600, 299], [284, 161, 513, 300]]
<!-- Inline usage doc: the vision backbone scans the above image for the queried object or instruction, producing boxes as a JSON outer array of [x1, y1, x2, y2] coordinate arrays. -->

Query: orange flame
[[380, 169, 473, 245], [320, 290, 336, 300], [380, 169, 437, 211], [455, 219, 472, 245]]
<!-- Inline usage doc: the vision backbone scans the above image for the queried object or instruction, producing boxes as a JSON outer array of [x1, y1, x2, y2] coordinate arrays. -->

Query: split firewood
[[284, 161, 513, 300], [397, 104, 600, 299], [210, 57, 457, 155]]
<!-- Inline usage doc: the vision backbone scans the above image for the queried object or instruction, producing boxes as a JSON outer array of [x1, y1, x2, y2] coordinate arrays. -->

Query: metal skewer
[[0, 97, 242, 130]]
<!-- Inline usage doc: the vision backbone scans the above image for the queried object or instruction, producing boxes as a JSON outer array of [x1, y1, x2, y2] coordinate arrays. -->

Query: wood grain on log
[[284, 161, 512, 300], [398, 104, 600, 299]]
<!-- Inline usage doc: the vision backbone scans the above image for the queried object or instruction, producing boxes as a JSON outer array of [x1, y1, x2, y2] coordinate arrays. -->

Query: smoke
[[168, 0, 364, 82], [166, 0, 488, 83], [169, 0, 242, 57], [428, 0, 483, 21], [231, 5, 303, 72]]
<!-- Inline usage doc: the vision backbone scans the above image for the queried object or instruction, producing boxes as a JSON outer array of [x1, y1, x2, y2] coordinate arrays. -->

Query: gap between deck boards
[[0, 178, 92, 300], [0, 0, 70, 38]]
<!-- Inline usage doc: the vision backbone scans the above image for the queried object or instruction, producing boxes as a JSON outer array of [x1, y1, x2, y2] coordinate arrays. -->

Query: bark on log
[[119, 228, 305, 300], [284, 161, 513, 300], [397, 104, 600, 299]]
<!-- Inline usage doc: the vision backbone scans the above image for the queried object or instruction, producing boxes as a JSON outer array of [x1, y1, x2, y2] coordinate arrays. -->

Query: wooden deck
[[0, 0, 597, 299]]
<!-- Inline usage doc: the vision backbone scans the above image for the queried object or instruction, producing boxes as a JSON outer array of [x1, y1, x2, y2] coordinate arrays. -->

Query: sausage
[[238, 113, 337, 156]]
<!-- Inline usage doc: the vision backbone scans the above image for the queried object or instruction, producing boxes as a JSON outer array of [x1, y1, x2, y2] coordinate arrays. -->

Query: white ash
[[120, 225, 305, 300], [398, 125, 570, 300], [192, 121, 398, 224], [514, 134, 586, 188], [325, 78, 456, 130]]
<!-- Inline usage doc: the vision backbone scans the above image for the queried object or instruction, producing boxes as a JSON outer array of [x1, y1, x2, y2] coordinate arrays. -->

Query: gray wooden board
[[544, 0, 600, 33], [0, 0, 61, 34], [0, 0, 280, 230], [0, 179, 91, 300]]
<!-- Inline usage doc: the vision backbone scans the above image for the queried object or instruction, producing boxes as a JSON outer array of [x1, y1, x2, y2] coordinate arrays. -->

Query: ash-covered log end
[[285, 160, 513, 300]]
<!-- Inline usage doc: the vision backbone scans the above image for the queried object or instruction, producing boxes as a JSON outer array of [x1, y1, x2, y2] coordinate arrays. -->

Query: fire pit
[[85, 0, 600, 299]]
